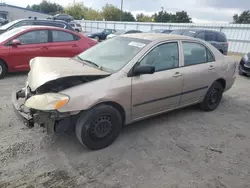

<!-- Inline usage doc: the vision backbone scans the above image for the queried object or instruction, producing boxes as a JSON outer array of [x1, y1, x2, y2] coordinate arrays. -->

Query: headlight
[[25, 93, 69, 111], [243, 54, 249, 62]]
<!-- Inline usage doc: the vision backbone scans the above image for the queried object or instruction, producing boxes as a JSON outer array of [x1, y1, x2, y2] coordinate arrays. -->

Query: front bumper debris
[[12, 88, 77, 133], [12, 89, 34, 128]]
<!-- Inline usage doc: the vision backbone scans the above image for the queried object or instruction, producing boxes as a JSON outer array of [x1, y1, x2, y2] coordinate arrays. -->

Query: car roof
[[122, 33, 195, 41], [172, 28, 223, 34], [17, 25, 73, 31], [16, 18, 69, 24]]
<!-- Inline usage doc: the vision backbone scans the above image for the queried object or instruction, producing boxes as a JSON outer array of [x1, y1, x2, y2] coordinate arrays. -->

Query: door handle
[[173, 72, 182, 77], [72, 44, 78, 47], [208, 65, 215, 70]]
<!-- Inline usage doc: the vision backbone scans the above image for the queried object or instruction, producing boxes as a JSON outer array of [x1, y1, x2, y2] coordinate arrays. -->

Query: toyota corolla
[[12, 33, 237, 150]]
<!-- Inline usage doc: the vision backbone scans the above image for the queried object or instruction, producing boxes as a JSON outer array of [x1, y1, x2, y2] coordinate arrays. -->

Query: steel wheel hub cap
[[0, 65, 2, 75], [209, 88, 219, 104], [90, 116, 112, 139]]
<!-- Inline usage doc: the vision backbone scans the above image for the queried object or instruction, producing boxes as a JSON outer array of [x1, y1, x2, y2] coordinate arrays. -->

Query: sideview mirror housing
[[133, 66, 155, 76], [11, 39, 21, 46]]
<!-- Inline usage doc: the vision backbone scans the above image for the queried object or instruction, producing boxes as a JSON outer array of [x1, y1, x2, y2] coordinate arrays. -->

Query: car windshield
[[182, 30, 197, 37], [0, 19, 21, 30], [0, 27, 26, 43], [114, 30, 125, 35], [77, 36, 150, 72], [170, 30, 184, 35]]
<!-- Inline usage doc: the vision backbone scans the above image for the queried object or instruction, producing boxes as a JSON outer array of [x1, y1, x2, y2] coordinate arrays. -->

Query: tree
[[65, 2, 86, 20], [122, 11, 135, 22], [233, 10, 250, 24], [28, 0, 63, 15], [84, 8, 103, 21], [136, 13, 153, 22], [101, 4, 120, 21], [174, 11, 192, 23]]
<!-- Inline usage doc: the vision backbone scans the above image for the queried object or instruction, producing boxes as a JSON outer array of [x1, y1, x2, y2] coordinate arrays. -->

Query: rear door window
[[205, 31, 216, 41], [16, 30, 49, 44], [52, 30, 75, 42]]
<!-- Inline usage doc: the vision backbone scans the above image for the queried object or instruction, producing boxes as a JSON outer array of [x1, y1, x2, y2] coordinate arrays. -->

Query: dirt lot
[[0, 62, 250, 187]]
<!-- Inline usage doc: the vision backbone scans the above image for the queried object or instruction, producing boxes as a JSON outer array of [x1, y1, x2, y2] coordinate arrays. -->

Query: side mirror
[[11, 39, 21, 46], [133, 65, 155, 76]]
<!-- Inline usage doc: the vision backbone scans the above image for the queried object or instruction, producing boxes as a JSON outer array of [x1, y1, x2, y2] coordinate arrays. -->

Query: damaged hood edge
[[28, 57, 111, 91]]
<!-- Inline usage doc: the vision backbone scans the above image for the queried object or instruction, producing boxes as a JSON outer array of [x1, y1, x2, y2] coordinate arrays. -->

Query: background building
[[0, 3, 49, 21]]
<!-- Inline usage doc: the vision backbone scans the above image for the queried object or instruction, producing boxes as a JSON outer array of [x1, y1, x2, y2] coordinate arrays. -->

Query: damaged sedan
[[13, 33, 237, 150]]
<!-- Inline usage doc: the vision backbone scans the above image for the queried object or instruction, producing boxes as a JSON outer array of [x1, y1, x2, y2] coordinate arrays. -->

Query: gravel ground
[[0, 64, 250, 187]]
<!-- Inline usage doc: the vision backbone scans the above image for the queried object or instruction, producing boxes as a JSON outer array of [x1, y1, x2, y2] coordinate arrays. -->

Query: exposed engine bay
[[35, 75, 108, 94]]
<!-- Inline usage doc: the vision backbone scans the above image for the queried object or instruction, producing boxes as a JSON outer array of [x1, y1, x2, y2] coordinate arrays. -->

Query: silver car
[[69, 22, 82, 32], [12, 33, 237, 150]]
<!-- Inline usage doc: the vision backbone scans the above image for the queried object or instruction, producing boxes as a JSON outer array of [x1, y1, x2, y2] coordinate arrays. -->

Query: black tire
[[219, 49, 224, 54], [0, 60, 7, 79], [76, 104, 122, 150], [238, 66, 247, 76], [94, 36, 100, 42], [200, 81, 223, 111], [75, 29, 80, 33]]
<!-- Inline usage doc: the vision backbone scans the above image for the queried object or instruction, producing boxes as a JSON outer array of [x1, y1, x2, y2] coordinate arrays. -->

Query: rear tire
[[76, 104, 122, 150], [94, 36, 100, 42], [200, 81, 223, 111], [0, 60, 7, 79], [75, 29, 80, 33]]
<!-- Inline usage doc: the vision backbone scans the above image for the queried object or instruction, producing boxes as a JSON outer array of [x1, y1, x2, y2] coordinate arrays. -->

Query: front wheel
[[200, 81, 223, 111], [76, 105, 122, 150], [94, 36, 100, 42]]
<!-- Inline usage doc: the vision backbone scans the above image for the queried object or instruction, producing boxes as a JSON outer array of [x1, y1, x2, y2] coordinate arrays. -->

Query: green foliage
[[153, 10, 192, 23], [136, 13, 153, 22], [102, 4, 121, 21], [233, 10, 250, 24], [27, 0, 63, 15], [122, 11, 135, 22], [64, 2, 85, 20], [84, 8, 103, 21]]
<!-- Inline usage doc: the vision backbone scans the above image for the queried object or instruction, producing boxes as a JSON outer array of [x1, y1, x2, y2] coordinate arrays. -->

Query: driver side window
[[140, 42, 179, 72]]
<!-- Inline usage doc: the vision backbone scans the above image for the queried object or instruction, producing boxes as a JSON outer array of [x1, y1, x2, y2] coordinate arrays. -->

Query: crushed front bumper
[[12, 89, 35, 128], [12, 88, 78, 133]]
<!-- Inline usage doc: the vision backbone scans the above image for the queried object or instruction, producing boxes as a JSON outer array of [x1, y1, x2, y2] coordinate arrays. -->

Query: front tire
[[200, 81, 223, 111], [76, 105, 122, 150], [94, 36, 100, 42], [0, 60, 7, 79]]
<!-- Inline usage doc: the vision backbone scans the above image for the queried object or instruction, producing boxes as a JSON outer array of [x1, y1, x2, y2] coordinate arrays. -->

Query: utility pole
[[120, 0, 123, 21], [161, 7, 164, 23]]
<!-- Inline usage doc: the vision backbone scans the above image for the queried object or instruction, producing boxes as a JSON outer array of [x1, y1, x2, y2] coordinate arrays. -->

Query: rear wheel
[[200, 81, 223, 111], [75, 29, 80, 32], [76, 104, 122, 150], [0, 60, 7, 79], [94, 36, 100, 42]]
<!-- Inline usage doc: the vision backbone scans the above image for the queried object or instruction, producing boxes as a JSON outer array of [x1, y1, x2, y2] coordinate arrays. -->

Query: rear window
[[34, 21, 65, 28], [170, 30, 184, 35], [216, 33, 227, 42], [70, 23, 75, 27], [76, 24, 81, 27], [182, 30, 197, 37]]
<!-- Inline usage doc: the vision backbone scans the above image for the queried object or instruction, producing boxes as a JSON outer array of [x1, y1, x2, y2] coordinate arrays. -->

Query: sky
[[3, 0, 248, 23]]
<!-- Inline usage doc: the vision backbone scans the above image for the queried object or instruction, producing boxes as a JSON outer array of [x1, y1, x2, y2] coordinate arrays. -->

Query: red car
[[0, 26, 96, 78]]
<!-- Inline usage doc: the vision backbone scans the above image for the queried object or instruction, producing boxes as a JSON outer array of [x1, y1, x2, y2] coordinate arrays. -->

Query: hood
[[28, 57, 110, 91]]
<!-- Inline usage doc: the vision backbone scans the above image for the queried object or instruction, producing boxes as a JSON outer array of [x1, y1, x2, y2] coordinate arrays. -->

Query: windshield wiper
[[76, 56, 100, 68]]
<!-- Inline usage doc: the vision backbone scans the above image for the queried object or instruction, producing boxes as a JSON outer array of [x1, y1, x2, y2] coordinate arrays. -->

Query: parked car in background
[[0, 18, 8, 25], [69, 22, 82, 32], [0, 26, 96, 78], [0, 18, 75, 34], [238, 52, 250, 76], [48, 14, 74, 23], [12, 33, 236, 150], [149, 29, 173, 34], [170, 29, 228, 55], [87, 29, 116, 42], [106, 29, 142, 39]]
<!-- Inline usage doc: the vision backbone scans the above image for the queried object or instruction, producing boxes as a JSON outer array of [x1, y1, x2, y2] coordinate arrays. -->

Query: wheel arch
[[91, 101, 126, 125], [215, 78, 226, 90]]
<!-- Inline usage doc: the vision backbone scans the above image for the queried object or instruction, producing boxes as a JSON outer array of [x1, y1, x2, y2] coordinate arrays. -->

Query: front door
[[6, 29, 49, 71], [179, 41, 219, 106], [131, 42, 183, 120]]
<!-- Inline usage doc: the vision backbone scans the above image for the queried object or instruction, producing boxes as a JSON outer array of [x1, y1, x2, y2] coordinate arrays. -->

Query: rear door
[[179, 41, 218, 106], [6, 29, 49, 71], [46, 29, 82, 57]]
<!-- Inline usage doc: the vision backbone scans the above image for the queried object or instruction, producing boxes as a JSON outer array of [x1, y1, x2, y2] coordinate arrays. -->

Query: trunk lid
[[28, 57, 110, 91]]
